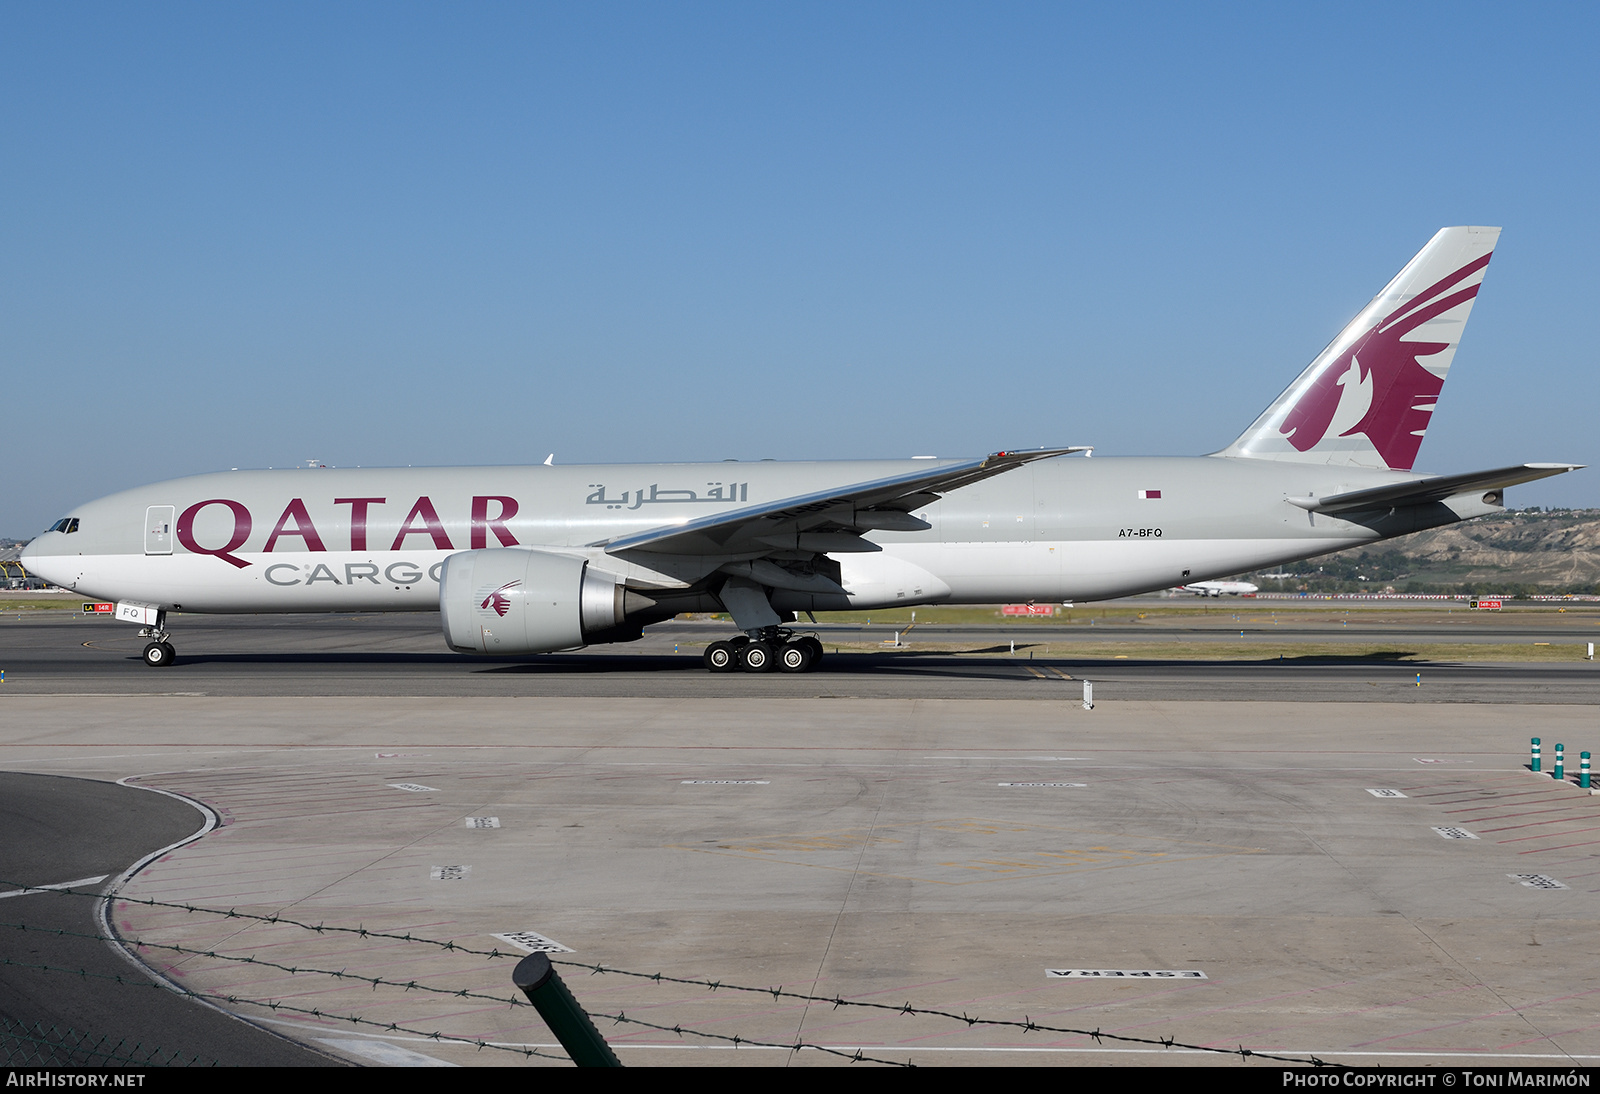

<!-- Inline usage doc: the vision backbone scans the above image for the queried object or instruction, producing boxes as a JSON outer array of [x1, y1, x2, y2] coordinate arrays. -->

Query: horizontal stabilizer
[[1286, 463, 1582, 514]]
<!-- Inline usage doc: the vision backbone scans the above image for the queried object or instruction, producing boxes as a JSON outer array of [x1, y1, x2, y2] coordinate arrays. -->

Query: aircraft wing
[[601, 447, 1087, 556], [1287, 463, 1582, 515]]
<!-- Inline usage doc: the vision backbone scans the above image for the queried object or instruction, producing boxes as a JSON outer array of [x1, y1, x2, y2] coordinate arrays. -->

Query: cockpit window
[[47, 518, 79, 534]]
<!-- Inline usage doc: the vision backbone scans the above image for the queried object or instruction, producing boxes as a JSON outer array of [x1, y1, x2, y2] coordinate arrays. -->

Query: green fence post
[[512, 953, 623, 1067]]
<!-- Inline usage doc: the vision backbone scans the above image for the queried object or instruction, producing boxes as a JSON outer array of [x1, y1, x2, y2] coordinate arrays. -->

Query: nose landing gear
[[137, 610, 176, 667]]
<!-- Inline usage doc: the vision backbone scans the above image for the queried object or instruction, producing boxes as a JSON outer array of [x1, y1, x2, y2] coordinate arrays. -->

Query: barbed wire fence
[[0, 1016, 216, 1067], [3, 881, 1346, 1068]]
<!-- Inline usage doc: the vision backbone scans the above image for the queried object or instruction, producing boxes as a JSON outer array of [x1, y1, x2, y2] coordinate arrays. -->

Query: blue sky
[[5, 3, 1597, 534]]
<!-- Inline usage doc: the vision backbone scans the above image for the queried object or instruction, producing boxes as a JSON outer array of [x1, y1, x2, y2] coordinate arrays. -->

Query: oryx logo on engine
[[478, 581, 520, 617]]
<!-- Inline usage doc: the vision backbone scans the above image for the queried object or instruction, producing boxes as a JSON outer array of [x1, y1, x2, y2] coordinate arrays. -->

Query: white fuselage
[[21, 455, 1493, 615]]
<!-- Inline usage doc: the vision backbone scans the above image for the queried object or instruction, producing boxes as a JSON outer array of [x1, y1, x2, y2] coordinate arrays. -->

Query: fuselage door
[[145, 505, 175, 555]]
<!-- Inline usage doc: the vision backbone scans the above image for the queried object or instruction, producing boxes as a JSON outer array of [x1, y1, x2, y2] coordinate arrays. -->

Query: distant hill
[[1251, 509, 1600, 595]]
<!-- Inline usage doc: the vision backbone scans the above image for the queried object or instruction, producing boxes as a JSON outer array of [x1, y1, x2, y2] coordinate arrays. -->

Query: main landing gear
[[139, 612, 176, 668], [704, 629, 824, 674]]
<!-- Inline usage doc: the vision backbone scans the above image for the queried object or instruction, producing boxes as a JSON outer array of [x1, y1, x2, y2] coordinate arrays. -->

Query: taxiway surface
[[3, 612, 1598, 703], [0, 773, 338, 1066], [3, 613, 1599, 1066]]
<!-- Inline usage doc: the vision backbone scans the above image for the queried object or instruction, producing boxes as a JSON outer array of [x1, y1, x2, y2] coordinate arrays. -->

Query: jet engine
[[439, 548, 644, 655]]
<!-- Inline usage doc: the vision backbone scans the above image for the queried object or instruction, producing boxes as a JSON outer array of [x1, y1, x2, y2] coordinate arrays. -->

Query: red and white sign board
[[1002, 604, 1056, 616], [1470, 599, 1502, 610], [82, 602, 114, 613]]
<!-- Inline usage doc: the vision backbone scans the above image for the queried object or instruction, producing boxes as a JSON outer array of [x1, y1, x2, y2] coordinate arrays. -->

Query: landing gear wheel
[[143, 641, 174, 668], [704, 641, 736, 673], [739, 641, 776, 673], [778, 640, 814, 673], [801, 636, 824, 663]]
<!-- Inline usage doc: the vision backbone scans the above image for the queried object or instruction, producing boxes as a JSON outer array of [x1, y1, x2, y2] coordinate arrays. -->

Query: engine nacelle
[[439, 548, 628, 655]]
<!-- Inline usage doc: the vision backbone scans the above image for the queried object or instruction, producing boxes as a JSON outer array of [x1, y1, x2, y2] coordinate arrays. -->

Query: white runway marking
[[0, 875, 108, 900], [317, 1038, 458, 1067], [491, 930, 574, 954]]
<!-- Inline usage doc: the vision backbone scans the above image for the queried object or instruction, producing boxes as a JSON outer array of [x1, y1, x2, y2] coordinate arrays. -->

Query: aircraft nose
[[18, 534, 63, 586]]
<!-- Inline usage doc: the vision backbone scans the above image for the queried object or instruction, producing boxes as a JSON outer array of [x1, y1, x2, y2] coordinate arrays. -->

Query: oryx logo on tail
[[1219, 226, 1500, 471], [1279, 253, 1490, 470]]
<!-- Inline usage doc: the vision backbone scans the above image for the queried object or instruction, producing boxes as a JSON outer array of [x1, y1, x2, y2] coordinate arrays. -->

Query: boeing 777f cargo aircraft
[[23, 227, 1580, 672]]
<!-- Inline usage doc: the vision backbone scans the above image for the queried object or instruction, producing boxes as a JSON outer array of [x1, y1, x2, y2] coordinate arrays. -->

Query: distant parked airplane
[[1179, 581, 1260, 597], [23, 227, 1580, 672]]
